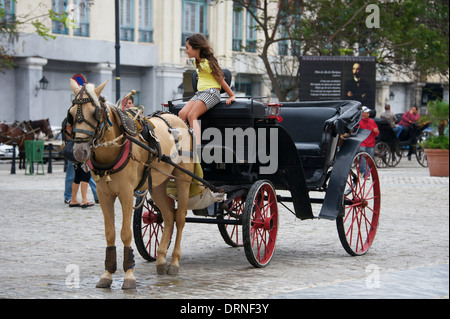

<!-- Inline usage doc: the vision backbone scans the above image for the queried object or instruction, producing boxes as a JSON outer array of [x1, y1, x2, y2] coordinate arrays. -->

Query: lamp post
[[115, 0, 121, 102]]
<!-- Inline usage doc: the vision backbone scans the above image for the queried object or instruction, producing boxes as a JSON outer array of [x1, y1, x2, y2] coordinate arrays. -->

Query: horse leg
[[151, 182, 175, 275], [96, 193, 117, 289], [167, 173, 192, 275], [118, 193, 136, 290]]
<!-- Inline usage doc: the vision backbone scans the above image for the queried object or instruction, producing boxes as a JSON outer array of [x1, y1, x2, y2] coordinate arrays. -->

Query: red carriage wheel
[[133, 194, 165, 261], [217, 195, 244, 247], [337, 152, 381, 256], [243, 180, 278, 267]]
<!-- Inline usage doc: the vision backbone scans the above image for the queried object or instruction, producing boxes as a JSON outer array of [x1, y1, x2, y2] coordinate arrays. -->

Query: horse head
[[42, 119, 54, 139], [68, 78, 108, 163], [28, 119, 54, 139]]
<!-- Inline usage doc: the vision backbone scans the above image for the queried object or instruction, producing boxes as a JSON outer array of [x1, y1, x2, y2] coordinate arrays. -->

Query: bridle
[[67, 84, 106, 143]]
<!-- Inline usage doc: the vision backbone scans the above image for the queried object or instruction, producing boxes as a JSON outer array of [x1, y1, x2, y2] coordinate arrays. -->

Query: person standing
[[358, 106, 379, 176], [62, 117, 98, 206]]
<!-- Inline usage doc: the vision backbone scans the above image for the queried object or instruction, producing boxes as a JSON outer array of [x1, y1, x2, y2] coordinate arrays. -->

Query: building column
[[15, 57, 48, 120], [155, 64, 185, 107], [260, 74, 272, 103], [375, 80, 391, 116], [442, 83, 449, 103], [413, 82, 426, 111], [87, 63, 115, 101]]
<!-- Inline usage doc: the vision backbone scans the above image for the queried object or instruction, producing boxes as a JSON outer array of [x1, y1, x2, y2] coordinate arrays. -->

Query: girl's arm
[[217, 77, 235, 106]]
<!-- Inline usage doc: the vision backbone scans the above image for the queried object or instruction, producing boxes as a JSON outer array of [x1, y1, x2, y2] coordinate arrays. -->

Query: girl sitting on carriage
[[178, 33, 235, 147]]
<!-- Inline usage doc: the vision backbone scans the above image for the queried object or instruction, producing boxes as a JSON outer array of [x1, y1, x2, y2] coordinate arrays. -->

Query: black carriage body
[[276, 100, 368, 220], [171, 99, 267, 185], [170, 99, 367, 221], [374, 117, 430, 149], [135, 98, 380, 266]]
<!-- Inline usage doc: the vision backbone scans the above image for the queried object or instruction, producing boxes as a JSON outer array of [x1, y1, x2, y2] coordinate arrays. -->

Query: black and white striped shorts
[[190, 88, 221, 110]]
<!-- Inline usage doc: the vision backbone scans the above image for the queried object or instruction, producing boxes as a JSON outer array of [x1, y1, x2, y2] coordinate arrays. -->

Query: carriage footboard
[[318, 128, 370, 220]]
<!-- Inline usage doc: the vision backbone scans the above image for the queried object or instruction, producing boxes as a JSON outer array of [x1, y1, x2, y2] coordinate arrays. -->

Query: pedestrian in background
[[396, 106, 421, 138], [380, 104, 402, 137], [358, 106, 379, 176], [62, 117, 98, 206]]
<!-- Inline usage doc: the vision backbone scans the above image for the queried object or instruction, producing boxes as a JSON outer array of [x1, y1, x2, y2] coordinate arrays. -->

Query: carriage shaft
[[185, 217, 242, 225]]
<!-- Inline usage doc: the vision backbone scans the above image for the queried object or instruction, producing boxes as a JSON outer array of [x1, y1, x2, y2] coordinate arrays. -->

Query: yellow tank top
[[195, 59, 221, 92]]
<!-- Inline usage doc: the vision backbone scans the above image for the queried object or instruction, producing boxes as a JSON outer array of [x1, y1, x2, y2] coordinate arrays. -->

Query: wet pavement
[[0, 159, 448, 299]]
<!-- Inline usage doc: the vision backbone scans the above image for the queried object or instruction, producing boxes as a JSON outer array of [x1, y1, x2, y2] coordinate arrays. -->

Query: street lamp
[[39, 76, 49, 90], [35, 76, 49, 96], [178, 83, 184, 95]]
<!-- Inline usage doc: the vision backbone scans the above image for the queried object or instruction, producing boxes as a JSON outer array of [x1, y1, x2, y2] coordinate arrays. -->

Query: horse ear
[[70, 79, 80, 94], [94, 80, 109, 96]]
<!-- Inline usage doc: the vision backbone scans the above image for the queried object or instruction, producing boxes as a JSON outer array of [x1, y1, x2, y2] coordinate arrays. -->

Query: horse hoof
[[167, 264, 179, 276], [122, 279, 136, 290], [96, 277, 112, 289], [156, 264, 168, 275]]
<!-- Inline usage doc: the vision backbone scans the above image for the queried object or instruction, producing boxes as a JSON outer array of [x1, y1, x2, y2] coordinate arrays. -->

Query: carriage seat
[[373, 118, 397, 143], [280, 106, 339, 156]]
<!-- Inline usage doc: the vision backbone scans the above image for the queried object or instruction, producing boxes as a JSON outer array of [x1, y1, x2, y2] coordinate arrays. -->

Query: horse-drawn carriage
[[0, 119, 54, 169], [133, 98, 380, 268], [373, 117, 430, 168], [67, 79, 380, 289]]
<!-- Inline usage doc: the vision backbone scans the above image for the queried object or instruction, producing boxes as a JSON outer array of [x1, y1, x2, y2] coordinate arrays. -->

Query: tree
[[231, 0, 449, 101], [1, 1, 68, 72]]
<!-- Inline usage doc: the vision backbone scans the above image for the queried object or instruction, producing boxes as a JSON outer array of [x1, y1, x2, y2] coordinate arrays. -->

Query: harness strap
[[87, 138, 132, 177], [73, 127, 95, 136], [72, 97, 92, 105]]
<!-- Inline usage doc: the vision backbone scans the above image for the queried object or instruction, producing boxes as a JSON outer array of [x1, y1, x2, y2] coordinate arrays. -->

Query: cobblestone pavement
[[0, 159, 448, 299]]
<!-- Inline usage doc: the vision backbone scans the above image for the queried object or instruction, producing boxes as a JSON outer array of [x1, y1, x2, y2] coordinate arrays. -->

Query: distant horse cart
[[67, 79, 380, 289], [0, 119, 53, 167], [373, 118, 430, 168]]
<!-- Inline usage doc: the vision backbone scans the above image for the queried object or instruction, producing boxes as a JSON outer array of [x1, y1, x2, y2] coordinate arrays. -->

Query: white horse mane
[[85, 83, 101, 108]]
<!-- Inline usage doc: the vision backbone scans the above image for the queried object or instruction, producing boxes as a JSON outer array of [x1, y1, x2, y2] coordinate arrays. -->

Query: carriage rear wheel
[[374, 142, 391, 168], [415, 131, 431, 167], [337, 152, 381, 256], [243, 180, 278, 267], [217, 196, 244, 247], [133, 194, 165, 261]]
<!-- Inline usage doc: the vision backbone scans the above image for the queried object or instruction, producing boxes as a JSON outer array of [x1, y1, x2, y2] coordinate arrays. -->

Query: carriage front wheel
[[217, 195, 244, 247], [133, 194, 165, 261], [243, 180, 278, 267], [337, 152, 381, 256]]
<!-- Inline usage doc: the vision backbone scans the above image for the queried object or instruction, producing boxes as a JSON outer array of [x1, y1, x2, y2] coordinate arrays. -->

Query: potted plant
[[419, 100, 449, 177]]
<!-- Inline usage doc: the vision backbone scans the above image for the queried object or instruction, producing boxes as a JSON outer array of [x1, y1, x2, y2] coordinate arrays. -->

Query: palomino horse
[[67, 79, 194, 289]]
